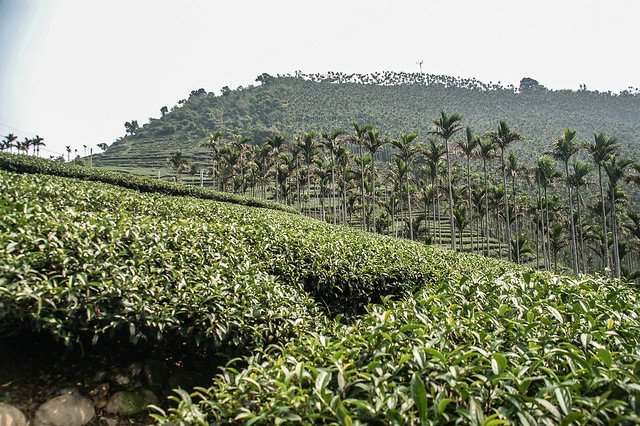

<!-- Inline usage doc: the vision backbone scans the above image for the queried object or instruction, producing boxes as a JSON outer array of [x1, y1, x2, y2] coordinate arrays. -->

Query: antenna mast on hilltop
[[416, 60, 423, 74]]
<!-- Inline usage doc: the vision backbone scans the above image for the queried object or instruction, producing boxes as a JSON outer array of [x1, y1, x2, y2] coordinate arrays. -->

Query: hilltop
[[94, 71, 640, 172]]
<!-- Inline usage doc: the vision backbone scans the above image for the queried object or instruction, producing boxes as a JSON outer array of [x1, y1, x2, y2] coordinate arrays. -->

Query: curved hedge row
[[0, 153, 299, 214], [0, 171, 318, 353]]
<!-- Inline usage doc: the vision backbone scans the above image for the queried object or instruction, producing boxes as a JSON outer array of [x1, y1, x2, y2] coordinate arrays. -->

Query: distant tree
[[190, 88, 206, 98], [362, 127, 386, 233], [569, 161, 593, 272], [390, 132, 420, 240], [321, 129, 347, 224], [300, 131, 319, 213], [458, 127, 479, 218], [519, 77, 545, 92], [507, 152, 524, 263], [167, 151, 189, 181], [424, 138, 447, 245], [604, 154, 633, 279], [33, 135, 45, 157], [97, 142, 109, 152], [66, 146, 71, 162], [626, 163, 640, 187], [3, 133, 18, 153], [20, 137, 31, 155], [256, 73, 274, 84], [265, 134, 287, 202], [160, 106, 168, 117], [535, 156, 561, 270], [124, 120, 139, 136], [200, 131, 225, 190], [221, 86, 231, 96], [352, 122, 372, 230], [232, 135, 253, 194]]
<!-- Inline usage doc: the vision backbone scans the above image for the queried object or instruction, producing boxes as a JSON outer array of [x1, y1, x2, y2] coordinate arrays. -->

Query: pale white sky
[[1, 0, 639, 157]]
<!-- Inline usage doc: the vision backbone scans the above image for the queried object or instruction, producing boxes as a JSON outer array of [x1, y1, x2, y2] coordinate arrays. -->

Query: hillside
[[94, 71, 640, 172], [2, 157, 640, 424]]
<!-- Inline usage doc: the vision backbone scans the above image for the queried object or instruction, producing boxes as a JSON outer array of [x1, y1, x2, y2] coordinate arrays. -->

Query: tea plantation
[[1, 156, 639, 425]]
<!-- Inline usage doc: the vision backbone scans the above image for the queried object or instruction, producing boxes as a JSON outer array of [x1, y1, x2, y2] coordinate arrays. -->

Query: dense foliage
[[158, 271, 640, 425], [0, 166, 507, 348], [0, 170, 313, 352], [80, 73, 640, 279], [94, 72, 640, 170], [0, 153, 298, 214], [2, 161, 640, 424]]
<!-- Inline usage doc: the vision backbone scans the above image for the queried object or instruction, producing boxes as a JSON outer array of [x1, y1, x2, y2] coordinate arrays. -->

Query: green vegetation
[[74, 72, 640, 278], [2, 158, 640, 424], [0, 170, 314, 352], [159, 272, 640, 425], [0, 153, 298, 214], [3, 70, 640, 423], [0, 159, 507, 347]]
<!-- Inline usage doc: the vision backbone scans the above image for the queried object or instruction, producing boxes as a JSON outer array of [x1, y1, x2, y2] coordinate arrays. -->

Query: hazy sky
[[1, 0, 639, 157]]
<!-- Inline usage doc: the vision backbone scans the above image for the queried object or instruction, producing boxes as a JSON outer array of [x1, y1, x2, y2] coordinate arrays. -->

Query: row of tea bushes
[[157, 271, 640, 424], [0, 170, 320, 352], [0, 153, 299, 214]]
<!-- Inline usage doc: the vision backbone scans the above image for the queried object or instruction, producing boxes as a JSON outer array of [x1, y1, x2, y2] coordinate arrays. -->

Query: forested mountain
[[95, 71, 640, 170]]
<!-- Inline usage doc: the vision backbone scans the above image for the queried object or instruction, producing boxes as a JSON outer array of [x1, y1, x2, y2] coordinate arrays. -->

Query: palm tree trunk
[[407, 174, 413, 240], [371, 155, 377, 233], [483, 160, 489, 255], [501, 149, 512, 260], [576, 188, 587, 273], [544, 186, 551, 271], [331, 155, 337, 224], [564, 162, 579, 274], [496, 204, 502, 259], [598, 165, 610, 273], [537, 185, 543, 270], [307, 165, 312, 216], [512, 174, 520, 264], [342, 167, 348, 225], [436, 188, 442, 245], [445, 139, 456, 250], [425, 196, 429, 244], [360, 152, 366, 231], [467, 156, 472, 252], [432, 179, 437, 244], [610, 185, 621, 278], [296, 156, 301, 210]]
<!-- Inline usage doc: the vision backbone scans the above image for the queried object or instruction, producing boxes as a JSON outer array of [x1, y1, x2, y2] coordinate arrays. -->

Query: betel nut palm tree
[[487, 120, 523, 261], [390, 132, 420, 240], [552, 129, 579, 274], [586, 133, 618, 274], [321, 129, 347, 224], [430, 110, 463, 250]]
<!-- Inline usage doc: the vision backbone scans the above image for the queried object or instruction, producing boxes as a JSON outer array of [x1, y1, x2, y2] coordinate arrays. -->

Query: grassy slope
[[2, 158, 640, 424]]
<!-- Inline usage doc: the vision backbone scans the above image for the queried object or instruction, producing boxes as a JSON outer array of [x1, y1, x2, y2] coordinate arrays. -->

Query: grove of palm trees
[[90, 107, 639, 280]]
